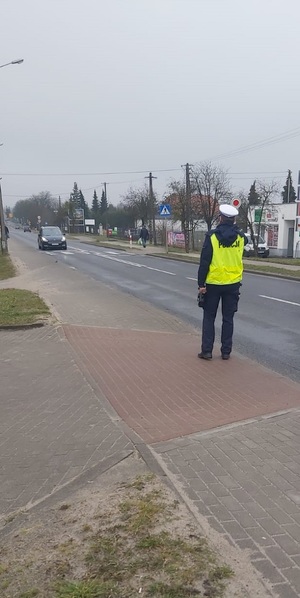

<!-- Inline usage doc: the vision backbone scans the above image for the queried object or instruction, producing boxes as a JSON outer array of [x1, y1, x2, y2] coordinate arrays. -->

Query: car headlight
[[62, 236, 66, 241], [41, 237, 47, 242]]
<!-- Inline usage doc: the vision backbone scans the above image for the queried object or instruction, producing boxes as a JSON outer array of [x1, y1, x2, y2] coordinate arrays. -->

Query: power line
[[0, 167, 181, 177], [208, 127, 300, 161], [3, 177, 147, 198], [2, 127, 298, 201], [229, 171, 286, 174], [1, 127, 299, 178]]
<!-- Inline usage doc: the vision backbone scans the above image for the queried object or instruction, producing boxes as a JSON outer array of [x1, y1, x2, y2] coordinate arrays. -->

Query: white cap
[[219, 204, 239, 218]]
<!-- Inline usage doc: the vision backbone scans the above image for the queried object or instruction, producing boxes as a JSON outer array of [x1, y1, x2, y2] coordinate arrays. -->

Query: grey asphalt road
[[10, 228, 300, 382]]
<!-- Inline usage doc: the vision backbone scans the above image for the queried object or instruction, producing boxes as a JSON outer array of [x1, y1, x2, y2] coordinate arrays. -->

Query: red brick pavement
[[64, 325, 300, 444]]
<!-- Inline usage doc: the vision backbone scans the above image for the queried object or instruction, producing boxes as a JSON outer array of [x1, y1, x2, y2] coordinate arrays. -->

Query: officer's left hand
[[198, 287, 206, 294]]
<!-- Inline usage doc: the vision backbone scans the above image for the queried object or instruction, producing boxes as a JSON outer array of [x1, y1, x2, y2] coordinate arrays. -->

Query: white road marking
[[44, 250, 74, 255], [145, 265, 176, 275], [67, 245, 176, 275], [69, 266, 77, 270], [68, 247, 90, 254], [105, 251, 119, 255], [186, 277, 197, 281], [259, 295, 300, 307]]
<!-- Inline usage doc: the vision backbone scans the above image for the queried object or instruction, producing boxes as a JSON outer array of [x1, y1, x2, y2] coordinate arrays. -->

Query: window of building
[[267, 226, 278, 248]]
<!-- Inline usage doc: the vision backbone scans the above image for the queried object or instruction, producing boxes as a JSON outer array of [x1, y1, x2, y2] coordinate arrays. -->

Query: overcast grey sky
[[1, 0, 300, 209]]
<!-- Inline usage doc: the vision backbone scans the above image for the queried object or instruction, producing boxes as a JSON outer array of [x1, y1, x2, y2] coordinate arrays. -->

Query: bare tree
[[255, 180, 279, 248], [13, 191, 57, 227], [122, 185, 154, 226], [164, 180, 189, 249], [191, 161, 232, 230], [238, 180, 279, 255], [165, 180, 208, 252], [122, 185, 158, 242], [166, 180, 187, 230]]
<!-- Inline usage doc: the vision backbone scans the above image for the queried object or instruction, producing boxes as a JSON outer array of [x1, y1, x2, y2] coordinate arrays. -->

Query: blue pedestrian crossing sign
[[159, 204, 171, 217]]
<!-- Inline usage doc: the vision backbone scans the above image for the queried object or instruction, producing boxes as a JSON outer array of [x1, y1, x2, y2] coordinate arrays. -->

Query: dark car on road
[[38, 226, 67, 250], [23, 225, 31, 232]]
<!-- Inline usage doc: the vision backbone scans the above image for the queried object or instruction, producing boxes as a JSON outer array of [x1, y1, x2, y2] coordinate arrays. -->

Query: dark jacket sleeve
[[198, 233, 213, 287]]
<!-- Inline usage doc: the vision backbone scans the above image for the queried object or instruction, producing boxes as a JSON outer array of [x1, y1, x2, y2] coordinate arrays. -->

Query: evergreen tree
[[91, 190, 99, 214], [100, 189, 108, 228], [282, 170, 296, 203], [100, 189, 108, 215], [79, 190, 90, 218], [248, 180, 260, 206], [70, 182, 81, 208], [91, 190, 100, 227], [79, 190, 85, 210]]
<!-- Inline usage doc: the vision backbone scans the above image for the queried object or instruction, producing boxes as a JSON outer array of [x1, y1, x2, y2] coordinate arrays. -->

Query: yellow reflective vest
[[206, 233, 244, 285]]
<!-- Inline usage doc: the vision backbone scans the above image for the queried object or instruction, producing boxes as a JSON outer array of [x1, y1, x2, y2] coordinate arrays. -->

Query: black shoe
[[198, 352, 212, 360], [221, 354, 230, 360]]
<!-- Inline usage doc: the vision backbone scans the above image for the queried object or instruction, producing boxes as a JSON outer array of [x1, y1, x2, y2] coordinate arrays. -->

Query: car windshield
[[42, 227, 62, 236], [246, 235, 265, 244]]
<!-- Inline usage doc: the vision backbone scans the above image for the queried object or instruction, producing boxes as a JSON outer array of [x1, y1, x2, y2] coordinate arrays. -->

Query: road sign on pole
[[159, 204, 171, 217], [232, 198, 241, 209]]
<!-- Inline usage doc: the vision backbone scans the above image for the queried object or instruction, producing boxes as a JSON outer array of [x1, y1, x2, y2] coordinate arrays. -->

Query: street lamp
[[0, 59, 24, 251], [0, 180, 8, 254], [0, 59, 24, 69]]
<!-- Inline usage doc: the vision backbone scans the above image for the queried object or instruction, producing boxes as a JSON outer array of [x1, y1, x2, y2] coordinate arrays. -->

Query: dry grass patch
[[0, 472, 233, 598]]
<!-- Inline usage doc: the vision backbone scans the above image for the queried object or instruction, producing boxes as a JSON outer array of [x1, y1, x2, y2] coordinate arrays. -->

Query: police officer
[[198, 204, 247, 360]]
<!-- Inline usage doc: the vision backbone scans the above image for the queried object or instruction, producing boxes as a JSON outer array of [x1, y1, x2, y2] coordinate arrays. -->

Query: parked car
[[244, 234, 269, 258], [23, 225, 31, 232], [38, 226, 67, 250]]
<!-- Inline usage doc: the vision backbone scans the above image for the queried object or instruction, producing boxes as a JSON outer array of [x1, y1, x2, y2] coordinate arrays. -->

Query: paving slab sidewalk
[[2, 237, 300, 596], [0, 323, 132, 520]]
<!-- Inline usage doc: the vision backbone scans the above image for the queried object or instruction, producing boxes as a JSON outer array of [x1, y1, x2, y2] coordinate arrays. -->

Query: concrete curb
[[0, 321, 47, 331]]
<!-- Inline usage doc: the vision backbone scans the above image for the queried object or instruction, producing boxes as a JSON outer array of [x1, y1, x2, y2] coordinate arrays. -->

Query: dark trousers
[[201, 283, 241, 355]]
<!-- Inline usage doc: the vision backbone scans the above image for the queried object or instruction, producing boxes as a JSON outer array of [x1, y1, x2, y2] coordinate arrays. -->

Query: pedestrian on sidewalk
[[197, 204, 247, 361], [139, 225, 149, 248]]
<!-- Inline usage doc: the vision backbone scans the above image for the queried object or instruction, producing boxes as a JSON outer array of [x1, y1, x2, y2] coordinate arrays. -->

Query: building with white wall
[[258, 202, 300, 258]]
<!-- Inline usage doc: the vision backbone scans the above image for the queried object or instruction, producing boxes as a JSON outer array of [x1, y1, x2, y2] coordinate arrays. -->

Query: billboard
[[74, 208, 84, 220]]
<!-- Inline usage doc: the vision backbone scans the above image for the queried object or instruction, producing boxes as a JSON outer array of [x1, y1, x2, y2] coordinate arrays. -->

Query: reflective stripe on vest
[[206, 233, 244, 285]]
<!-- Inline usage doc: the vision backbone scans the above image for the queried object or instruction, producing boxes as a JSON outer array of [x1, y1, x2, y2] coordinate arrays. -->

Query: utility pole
[[182, 163, 192, 253], [103, 182, 107, 204], [145, 172, 157, 245], [0, 182, 8, 254]]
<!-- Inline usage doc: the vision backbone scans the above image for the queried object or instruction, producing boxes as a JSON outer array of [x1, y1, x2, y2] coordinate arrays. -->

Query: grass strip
[[0, 253, 16, 280], [0, 289, 50, 326], [245, 256, 300, 266], [243, 264, 300, 278]]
